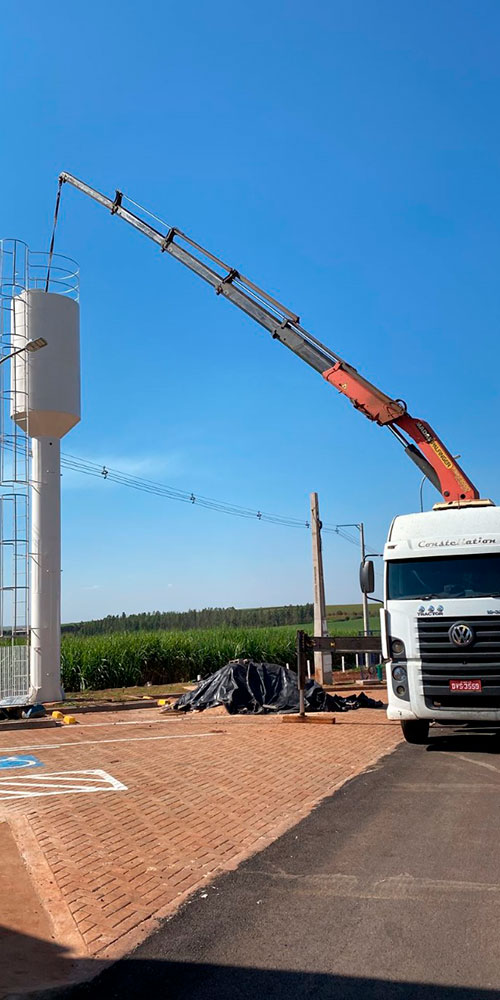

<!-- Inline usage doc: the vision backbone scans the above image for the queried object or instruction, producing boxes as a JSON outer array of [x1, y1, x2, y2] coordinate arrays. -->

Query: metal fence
[[0, 644, 29, 705]]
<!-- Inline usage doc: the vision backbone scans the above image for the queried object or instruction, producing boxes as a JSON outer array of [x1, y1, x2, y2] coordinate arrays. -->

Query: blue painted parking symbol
[[0, 755, 43, 770]]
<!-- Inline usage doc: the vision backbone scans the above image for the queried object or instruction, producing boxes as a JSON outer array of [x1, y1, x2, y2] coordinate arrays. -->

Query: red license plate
[[449, 679, 482, 692]]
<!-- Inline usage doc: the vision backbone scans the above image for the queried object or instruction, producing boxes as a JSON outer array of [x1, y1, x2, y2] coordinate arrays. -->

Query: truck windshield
[[387, 554, 500, 601]]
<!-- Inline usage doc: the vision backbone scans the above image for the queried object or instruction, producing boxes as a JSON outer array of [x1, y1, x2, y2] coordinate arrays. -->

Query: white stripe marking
[[0, 768, 127, 800], [0, 732, 218, 754], [66, 717, 177, 728], [453, 753, 500, 774]]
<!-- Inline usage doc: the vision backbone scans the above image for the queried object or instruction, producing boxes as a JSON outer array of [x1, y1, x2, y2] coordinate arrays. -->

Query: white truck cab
[[376, 501, 500, 743]]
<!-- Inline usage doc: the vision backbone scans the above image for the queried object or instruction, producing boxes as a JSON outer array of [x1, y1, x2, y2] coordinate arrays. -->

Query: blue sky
[[2, 1, 499, 621]]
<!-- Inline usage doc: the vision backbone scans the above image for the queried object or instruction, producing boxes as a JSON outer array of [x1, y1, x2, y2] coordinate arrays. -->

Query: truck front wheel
[[401, 720, 430, 744]]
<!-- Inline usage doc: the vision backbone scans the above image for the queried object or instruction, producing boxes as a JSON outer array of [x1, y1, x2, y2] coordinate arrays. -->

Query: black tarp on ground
[[173, 660, 384, 715]]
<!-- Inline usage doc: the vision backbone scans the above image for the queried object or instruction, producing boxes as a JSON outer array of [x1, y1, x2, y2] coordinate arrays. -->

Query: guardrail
[[295, 630, 384, 715]]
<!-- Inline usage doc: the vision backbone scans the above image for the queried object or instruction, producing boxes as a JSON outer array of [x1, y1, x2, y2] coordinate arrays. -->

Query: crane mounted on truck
[[54, 173, 500, 744], [55, 171, 479, 506]]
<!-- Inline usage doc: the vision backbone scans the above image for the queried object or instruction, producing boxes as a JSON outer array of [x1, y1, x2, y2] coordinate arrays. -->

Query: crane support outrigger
[[57, 172, 480, 505]]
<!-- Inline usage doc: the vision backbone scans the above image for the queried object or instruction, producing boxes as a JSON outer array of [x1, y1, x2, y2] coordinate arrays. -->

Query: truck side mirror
[[360, 559, 375, 595]]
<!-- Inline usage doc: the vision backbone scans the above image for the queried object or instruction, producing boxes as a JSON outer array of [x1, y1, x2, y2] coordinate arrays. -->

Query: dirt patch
[[0, 820, 89, 996]]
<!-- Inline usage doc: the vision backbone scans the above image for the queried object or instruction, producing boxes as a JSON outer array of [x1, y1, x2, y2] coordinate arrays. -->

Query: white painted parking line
[[0, 768, 127, 800], [68, 718, 178, 728], [0, 732, 219, 754]]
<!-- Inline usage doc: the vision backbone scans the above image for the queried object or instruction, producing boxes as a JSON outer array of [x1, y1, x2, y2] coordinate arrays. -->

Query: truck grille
[[417, 616, 500, 707]]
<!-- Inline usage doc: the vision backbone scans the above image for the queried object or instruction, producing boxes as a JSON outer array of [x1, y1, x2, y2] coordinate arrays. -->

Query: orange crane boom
[[56, 172, 480, 505]]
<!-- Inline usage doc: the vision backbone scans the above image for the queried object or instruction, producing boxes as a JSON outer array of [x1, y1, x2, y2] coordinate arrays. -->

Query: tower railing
[[0, 240, 78, 707]]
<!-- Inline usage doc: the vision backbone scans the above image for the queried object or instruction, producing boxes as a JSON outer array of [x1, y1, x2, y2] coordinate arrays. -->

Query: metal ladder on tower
[[0, 240, 31, 707]]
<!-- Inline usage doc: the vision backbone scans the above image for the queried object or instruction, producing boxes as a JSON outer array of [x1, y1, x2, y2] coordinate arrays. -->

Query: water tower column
[[30, 437, 62, 703], [11, 284, 80, 705]]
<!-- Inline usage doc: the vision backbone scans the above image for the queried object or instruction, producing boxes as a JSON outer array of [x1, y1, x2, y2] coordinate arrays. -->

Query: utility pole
[[310, 492, 332, 686]]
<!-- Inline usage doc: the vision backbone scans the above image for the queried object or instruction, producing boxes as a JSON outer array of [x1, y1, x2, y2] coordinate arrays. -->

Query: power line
[[1, 434, 382, 551], [61, 452, 314, 528], [60, 452, 382, 550]]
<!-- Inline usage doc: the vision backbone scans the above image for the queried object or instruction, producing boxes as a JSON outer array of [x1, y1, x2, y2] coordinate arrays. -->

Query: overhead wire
[[59, 450, 381, 549], [0, 434, 380, 548]]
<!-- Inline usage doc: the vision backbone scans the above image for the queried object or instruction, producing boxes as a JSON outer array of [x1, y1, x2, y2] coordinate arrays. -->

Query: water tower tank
[[11, 289, 80, 439]]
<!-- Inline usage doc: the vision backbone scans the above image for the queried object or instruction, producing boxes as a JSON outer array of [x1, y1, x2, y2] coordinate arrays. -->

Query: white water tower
[[0, 241, 80, 706]]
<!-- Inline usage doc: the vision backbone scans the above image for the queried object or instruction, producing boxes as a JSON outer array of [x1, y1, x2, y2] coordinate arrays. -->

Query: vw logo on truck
[[449, 623, 475, 647]]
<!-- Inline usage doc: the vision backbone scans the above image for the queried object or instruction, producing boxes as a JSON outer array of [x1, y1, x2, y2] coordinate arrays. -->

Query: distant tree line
[[62, 603, 315, 636]]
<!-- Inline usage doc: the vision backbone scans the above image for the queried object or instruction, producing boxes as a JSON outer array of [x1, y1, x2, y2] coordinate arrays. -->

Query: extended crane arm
[[58, 171, 479, 503]]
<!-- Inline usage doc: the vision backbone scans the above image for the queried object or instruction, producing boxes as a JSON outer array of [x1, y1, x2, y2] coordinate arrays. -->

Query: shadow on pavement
[[426, 729, 500, 755], [0, 926, 95, 998], [3, 928, 500, 1000]]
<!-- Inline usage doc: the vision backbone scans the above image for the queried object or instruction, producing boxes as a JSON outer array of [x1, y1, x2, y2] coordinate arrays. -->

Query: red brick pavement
[[0, 702, 401, 980]]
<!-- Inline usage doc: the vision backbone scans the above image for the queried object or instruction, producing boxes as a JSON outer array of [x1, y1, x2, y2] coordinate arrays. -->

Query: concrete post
[[310, 492, 332, 686]]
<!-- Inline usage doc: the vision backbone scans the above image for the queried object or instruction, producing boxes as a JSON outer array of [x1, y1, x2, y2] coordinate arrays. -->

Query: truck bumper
[[387, 705, 419, 721], [387, 700, 500, 723]]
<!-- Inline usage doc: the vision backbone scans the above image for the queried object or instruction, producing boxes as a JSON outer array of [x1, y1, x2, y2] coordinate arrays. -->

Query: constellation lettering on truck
[[417, 538, 498, 548]]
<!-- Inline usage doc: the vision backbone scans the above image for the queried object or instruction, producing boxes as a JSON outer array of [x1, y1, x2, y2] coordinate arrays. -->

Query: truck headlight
[[391, 638, 406, 657], [392, 665, 407, 681]]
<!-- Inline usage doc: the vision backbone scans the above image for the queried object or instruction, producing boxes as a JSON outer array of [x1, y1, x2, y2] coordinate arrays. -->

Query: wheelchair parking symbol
[[0, 755, 43, 770]]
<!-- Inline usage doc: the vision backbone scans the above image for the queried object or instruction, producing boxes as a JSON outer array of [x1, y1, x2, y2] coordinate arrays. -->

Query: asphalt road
[[54, 727, 500, 999]]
